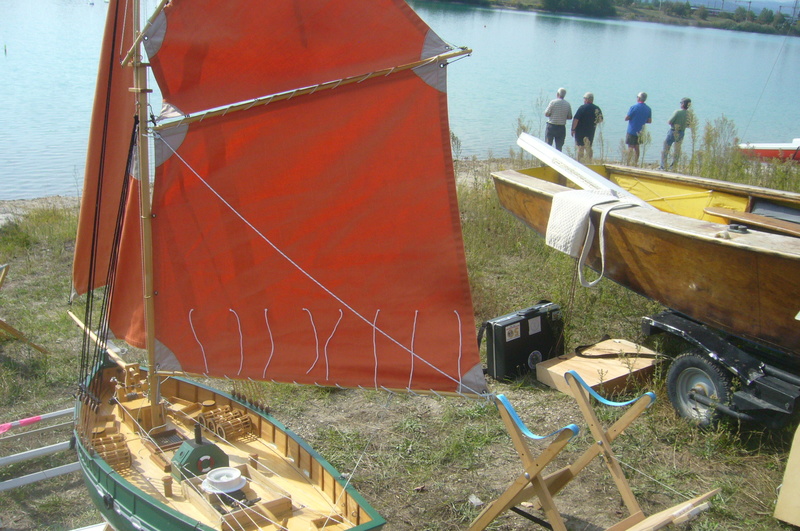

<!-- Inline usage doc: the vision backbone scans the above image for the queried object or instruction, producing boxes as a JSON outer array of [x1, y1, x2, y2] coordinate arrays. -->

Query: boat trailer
[[643, 310, 800, 427]]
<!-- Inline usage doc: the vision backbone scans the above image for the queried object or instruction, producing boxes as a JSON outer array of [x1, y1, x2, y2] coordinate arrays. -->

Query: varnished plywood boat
[[493, 136, 800, 361]]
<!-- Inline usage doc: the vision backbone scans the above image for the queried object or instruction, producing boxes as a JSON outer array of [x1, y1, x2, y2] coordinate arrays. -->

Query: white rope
[[408, 310, 419, 389], [576, 202, 637, 288], [261, 309, 275, 378], [230, 309, 245, 376], [188, 309, 209, 373]]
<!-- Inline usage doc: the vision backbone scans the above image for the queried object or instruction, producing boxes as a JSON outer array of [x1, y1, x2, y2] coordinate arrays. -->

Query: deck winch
[[171, 423, 229, 481]]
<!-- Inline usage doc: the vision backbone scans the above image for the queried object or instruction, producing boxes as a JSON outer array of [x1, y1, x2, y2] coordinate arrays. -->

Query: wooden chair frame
[[0, 264, 48, 354], [470, 394, 579, 530], [473, 371, 719, 531]]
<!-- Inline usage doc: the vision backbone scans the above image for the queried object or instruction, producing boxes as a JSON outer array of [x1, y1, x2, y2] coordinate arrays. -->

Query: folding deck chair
[[0, 264, 48, 354], [469, 394, 579, 530], [471, 371, 719, 530]]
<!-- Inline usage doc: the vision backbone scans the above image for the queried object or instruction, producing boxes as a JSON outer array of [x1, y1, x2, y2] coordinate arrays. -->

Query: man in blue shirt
[[625, 92, 652, 165]]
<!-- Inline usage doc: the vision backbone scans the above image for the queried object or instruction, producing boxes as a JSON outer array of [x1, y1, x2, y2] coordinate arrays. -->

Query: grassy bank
[[0, 143, 798, 529]]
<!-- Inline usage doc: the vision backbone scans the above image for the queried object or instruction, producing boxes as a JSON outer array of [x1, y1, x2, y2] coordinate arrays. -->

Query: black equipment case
[[483, 301, 564, 380]]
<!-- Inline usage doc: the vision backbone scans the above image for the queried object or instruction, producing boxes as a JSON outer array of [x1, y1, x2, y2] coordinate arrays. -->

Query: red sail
[[144, 0, 441, 115], [78, 0, 485, 394], [150, 67, 484, 393], [72, 0, 137, 295]]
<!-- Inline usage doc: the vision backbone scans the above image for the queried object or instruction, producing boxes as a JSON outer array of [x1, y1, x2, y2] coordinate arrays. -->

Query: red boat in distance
[[739, 138, 800, 161]]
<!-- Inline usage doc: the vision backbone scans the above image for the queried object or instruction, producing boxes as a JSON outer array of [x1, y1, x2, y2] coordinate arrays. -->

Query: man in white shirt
[[544, 87, 573, 152]]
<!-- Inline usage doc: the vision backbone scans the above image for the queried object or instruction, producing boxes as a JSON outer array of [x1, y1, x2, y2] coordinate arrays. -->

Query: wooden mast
[[132, 0, 165, 430]]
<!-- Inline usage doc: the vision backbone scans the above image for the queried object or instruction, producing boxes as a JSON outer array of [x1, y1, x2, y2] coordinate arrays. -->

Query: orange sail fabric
[[144, 0, 442, 115], [107, 178, 146, 349], [150, 68, 484, 394], [72, 0, 137, 295]]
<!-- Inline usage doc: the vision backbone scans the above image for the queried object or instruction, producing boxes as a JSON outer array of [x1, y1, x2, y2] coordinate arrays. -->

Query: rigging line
[[198, 417, 351, 530], [155, 136, 486, 396], [90, 121, 138, 401], [615, 455, 691, 501], [176, 459, 287, 531], [326, 390, 397, 527], [741, 33, 789, 140], [79, 0, 125, 389], [161, 397, 313, 498]]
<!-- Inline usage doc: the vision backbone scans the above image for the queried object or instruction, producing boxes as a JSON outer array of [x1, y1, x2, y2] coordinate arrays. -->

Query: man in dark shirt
[[571, 92, 603, 162]]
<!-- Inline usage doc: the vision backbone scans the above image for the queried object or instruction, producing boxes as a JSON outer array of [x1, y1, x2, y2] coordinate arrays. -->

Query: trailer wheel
[[667, 352, 732, 427]]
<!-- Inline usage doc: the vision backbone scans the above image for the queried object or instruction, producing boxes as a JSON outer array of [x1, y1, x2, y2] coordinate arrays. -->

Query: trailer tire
[[667, 352, 732, 427]]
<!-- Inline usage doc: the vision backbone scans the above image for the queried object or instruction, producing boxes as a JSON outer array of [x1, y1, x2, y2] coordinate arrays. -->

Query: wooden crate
[[536, 339, 659, 395]]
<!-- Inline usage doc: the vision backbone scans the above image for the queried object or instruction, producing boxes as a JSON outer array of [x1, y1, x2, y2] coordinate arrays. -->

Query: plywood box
[[536, 339, 659, 395]]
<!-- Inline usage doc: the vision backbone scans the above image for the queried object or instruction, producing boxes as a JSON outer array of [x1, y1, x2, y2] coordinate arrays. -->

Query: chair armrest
[[496, 394, 579, 441], [565, 370, 656, 408]]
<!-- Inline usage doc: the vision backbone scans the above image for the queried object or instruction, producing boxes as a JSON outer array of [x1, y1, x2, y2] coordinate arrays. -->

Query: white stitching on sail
[[187, 308, 209, 373]]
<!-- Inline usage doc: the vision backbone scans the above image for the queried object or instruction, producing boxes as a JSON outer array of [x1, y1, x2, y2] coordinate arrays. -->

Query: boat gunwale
[[492, 168, 800, 261], [75, 362, 386, 530], [599, 163, 800, 205]]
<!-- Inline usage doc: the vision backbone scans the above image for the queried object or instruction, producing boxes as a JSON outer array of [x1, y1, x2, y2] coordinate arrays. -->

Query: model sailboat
[[71, 0, 486, 529]]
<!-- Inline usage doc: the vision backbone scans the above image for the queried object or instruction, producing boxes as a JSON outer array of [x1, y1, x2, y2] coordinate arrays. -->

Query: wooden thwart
[[471, 370, 719, 530], [704, 206, 800, 237]]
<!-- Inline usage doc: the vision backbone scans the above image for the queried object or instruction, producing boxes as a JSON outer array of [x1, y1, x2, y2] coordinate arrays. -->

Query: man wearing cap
[[571, 92, 603, 162], [544, 88, 573, 151], [625, 92, 652, 165], [660, 97, 693, 170]]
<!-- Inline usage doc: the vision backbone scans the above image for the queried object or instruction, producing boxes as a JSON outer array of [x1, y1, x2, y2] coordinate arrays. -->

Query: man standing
[[624, 92, 652, 165], [544, 88, 572, 151], [660, 97, 692, 170], [571, 92, 603, 162]]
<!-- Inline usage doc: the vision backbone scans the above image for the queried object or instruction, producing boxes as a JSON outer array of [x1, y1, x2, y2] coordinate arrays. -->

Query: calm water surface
[[0, 0, 797, 199], [414, 0, 799, 162]]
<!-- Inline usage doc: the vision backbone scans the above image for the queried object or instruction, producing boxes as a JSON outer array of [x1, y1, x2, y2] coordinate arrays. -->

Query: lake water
[[1, 0, 797, 200]]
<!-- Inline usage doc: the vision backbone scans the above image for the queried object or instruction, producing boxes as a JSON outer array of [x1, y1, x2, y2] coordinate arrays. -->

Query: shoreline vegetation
[[434, 0, 800, 36]]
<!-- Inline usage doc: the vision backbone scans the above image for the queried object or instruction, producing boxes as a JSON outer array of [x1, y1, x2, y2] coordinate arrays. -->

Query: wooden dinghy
[[493, 136, 800, 361]]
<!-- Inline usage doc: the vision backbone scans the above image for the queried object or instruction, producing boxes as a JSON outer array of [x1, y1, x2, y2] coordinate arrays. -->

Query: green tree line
[[434, 0, 800, 36]]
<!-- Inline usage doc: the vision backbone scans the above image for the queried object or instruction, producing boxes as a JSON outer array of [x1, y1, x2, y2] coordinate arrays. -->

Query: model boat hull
[[76, 360, 384, 531], [493, 164, 800, 362]]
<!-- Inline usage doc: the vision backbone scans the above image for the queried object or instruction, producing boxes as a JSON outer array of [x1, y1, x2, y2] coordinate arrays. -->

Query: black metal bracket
[[643, 310, 800, 423]]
